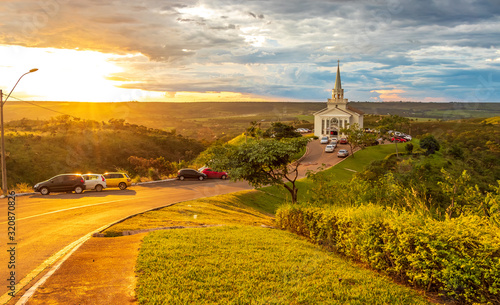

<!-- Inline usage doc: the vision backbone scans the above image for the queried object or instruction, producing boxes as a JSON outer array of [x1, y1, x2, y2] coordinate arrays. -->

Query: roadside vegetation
[[2, 115, 205, 192], [277, 117, 500, 303]]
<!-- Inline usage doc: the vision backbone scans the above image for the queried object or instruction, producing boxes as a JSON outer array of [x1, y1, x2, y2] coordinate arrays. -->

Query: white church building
[[314, 61, 363, 138]]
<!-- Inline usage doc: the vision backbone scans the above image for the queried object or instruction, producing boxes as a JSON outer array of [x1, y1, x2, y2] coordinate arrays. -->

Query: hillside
[[3, 116, 206, 188]]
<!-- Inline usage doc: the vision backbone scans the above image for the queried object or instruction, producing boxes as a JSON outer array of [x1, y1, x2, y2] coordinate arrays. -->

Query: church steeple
[[334, 60, 342, 90], [332, 60, 344, 100]]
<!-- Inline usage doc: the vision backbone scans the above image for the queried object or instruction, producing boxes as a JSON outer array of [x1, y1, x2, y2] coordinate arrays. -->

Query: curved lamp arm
[[2, 68, 38, 105]]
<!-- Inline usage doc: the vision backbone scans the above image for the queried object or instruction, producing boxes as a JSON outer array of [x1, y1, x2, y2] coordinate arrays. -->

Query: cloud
[[0, 0, 499, 102], [370, 89, 408, 101]]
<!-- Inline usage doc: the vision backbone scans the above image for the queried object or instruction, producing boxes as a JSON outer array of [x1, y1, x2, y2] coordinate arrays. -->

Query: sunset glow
[[0, 1, 498, 103]]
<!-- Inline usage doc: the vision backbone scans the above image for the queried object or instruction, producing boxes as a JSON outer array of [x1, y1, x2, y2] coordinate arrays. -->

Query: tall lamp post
[[0, 68, 38, 195]]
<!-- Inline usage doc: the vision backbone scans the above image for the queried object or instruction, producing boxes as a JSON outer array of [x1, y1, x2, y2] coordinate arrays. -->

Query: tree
[[340, 123, 376, 158], [377, 115, 411, 157], [203, 137, 309, 203], [263, 122, 301, 139], [420, 135, 440, 155], [246, 121, 263, 139], [377, 115, 411, 135]]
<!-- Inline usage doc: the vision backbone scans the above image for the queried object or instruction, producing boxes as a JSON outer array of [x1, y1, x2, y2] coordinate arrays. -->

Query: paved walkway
[[18, 139, 351, 305]]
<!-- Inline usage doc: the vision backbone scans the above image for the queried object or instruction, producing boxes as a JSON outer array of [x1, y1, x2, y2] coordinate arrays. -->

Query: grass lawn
[[136, 226, 431, 305], [102, 190, 279, 236]]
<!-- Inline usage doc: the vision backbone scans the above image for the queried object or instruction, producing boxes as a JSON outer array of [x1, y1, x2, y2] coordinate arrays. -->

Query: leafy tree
[[203, 137, 309, 203], [420, 135, 440, 155], [263, 122, 301, 139], [340, 123, 377, 158], [246, 121, 263, 139]]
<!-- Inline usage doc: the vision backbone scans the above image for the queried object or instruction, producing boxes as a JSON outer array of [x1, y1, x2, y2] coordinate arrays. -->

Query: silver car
[[325, 144, 335, 153], [337, 149, 349, 158], [82, 174, 107, 192]]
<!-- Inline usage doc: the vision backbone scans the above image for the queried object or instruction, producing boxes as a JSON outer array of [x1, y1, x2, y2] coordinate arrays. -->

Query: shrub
[[276, 205, 500, 303]]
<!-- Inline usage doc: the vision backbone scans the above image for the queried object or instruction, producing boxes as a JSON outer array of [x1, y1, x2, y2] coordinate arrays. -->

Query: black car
[[177, 169, 207, 181], [33, 174, 86, 195]]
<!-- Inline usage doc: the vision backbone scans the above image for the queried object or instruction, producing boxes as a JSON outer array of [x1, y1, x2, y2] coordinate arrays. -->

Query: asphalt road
[[0, 138, 351, 300]]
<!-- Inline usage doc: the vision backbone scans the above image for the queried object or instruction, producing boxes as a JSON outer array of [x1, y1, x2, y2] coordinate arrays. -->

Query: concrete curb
[[132, 178, 177, 186]]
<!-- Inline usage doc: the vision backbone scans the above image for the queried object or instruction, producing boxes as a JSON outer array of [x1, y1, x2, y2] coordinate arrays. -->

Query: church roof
[[347, 104, 364, 115], [314, 104, 361, 117]]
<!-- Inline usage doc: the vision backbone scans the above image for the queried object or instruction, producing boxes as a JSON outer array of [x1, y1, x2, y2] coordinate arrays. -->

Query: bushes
[[276, 204, 500, 303]]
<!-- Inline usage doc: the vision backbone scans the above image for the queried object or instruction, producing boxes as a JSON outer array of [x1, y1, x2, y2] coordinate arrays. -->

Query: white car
[[82, 174, 107, 192], [337, 149, 349, 158], [320, 136, 329, 144], [325, 144, 335, 153]]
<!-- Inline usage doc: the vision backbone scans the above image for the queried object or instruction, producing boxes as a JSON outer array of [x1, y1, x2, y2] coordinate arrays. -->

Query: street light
[[0, 68, 38, 195]]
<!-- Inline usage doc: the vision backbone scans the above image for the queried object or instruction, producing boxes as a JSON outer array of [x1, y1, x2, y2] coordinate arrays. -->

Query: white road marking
[[0, 198, 135, 224]]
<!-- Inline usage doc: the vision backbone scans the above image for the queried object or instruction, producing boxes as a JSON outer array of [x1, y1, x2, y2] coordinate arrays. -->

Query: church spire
[[332, 60, 344, 100], [334, 60, 342, 90]]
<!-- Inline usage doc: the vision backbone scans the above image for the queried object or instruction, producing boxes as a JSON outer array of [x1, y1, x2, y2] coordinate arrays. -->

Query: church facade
[[314, 61, 363, 138]]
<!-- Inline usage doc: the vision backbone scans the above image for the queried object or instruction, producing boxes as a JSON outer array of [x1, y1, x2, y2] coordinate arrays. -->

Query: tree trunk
[[283, 183, 299, 204]]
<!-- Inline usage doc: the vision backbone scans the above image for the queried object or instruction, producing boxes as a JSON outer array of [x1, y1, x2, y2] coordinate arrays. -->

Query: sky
[[0, 0, 499, 103]]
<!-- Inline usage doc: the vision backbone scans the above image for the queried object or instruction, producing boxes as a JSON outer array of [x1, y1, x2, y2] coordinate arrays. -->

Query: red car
[[199, 167, 228, 179], [339, 138, 348, 144], [391, 137, 407, 142]]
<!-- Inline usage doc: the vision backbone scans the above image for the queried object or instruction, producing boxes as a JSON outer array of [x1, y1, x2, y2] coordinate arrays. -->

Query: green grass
[[136, 226, 431, 305], [102, 190, 279, 236]]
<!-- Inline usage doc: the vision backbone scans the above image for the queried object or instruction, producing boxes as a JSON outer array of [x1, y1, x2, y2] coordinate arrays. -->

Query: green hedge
[[276, 204, 500, 304]]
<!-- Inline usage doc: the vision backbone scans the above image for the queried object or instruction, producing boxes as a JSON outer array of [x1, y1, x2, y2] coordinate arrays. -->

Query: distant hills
[[4, 101, 500, 141]]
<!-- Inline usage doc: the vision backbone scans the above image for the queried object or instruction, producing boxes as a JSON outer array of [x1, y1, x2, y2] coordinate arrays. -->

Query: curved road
[[0, 139, 351, 301]]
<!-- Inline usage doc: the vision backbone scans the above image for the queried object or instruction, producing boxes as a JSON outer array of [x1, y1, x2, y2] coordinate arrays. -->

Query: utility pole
[[1, 69, 38, 195], [0, 89, 5, 194]]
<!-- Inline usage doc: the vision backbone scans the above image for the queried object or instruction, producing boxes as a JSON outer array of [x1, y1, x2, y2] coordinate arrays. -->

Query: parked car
[[177, 169, 207, 181], [337, 149, 349, 158], [199, 167, 228, 179], [33, 174, 86, 195], [320, 136, 329, 144], [325, 144, 335, 153], [339, 138, 348, 144], [82, 174, 107, 192], [391, 137, 407, 143], [103, 172, 131, 190]]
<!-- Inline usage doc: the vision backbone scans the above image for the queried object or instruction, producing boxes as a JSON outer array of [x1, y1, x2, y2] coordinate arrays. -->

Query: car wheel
[[198, 176, 204, 181], [74, 186, 83, 194], [95, 184, 103, 192], [221, 175, 227, 180], [179, 176, 185, 181], [40, 187, 50, 195], [118, 182, 127, 190]]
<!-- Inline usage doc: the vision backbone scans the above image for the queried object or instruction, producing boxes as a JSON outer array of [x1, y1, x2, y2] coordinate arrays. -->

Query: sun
[[0, 45, 138, 102]]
